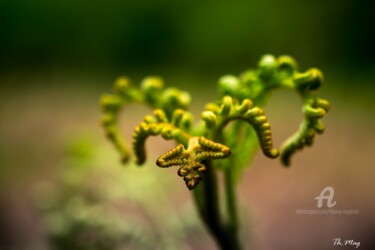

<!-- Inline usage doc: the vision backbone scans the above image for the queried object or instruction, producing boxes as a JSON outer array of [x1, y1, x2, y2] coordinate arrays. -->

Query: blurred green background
[[0, 0, 374, 249]]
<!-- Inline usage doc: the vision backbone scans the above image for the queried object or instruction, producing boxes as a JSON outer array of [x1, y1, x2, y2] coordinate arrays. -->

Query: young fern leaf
[[100, 76, 191, 164], [276, 66, 329, 166], [202, 96, 279, 159], [280, 97, 330, 166], [100, 77, 142, 163], [217, 55, 330, 167], [132, 109, 193, 165], [101, 54, 329, 188], [156, 137, 231, 190]]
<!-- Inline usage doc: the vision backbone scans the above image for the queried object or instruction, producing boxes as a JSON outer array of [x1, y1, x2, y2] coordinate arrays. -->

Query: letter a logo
[[315, 186, 337, 208]]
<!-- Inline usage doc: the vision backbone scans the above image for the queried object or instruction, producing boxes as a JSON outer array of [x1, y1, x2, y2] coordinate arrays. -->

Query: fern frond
[[132, 109, 192, 165], [156, 137, 231, 190], [280, 97, 330, 166], [203, 96, 279, 159], [100, 76, 191, 163]]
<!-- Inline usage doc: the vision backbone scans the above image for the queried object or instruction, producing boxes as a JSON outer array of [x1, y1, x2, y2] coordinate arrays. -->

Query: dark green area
[[0, 0, 374, 81]]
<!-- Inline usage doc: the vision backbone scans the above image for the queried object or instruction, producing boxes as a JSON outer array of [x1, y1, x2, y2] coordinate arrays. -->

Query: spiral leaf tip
[[156, 137, 231, 190]]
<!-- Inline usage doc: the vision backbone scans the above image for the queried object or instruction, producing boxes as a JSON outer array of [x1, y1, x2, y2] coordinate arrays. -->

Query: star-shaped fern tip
[[156, 137, 231, 190]]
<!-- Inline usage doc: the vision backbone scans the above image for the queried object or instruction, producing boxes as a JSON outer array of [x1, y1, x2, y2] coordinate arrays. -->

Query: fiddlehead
[[100, 77, 142, 163], [202, 96, 279, 159], [280, 63, 329, 166], [156, 137, 231, 190], [100, 76, 191, 163], [216, 55, 330, 167], [132, 109, 193, 165], [280, 97, 330, 166], [101, 54, 330, 184]]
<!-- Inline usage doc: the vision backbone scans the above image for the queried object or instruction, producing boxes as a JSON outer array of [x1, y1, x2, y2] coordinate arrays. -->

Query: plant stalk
[[193, 160, 242, 250]]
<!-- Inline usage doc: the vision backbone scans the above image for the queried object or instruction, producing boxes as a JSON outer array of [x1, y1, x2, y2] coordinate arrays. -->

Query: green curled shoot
[[156, 137, 231, 190], [101, 54, 330, 190]]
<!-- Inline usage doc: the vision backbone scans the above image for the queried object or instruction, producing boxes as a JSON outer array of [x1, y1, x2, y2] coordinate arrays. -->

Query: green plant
[[100, 54, 330, 249]]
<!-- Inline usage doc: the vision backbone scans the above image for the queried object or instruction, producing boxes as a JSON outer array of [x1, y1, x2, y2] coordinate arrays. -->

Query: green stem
[[225, 167, 239, 233], [193, 160, 242, 250]]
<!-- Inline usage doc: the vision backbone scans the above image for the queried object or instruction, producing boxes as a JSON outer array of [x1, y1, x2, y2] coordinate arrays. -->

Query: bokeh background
[[1, 0, 374, 249]]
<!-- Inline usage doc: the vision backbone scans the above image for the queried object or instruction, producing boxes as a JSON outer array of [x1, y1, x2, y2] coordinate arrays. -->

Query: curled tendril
[[100, 76, 191, 163], [100, 77, 140, 163], [218, 55, 324, 101], [294, 68, 323, 92], [202, 96, 279, 159], [280, 97, 330, 166], [132, 109, 193, 165], [217, 55, 329, 166], [156, 137, 231, 190]]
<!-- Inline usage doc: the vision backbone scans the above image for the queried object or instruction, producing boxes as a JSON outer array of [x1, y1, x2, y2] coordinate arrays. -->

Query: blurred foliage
[[0, 0, 374, 77], [33, 134, 203, 250]]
